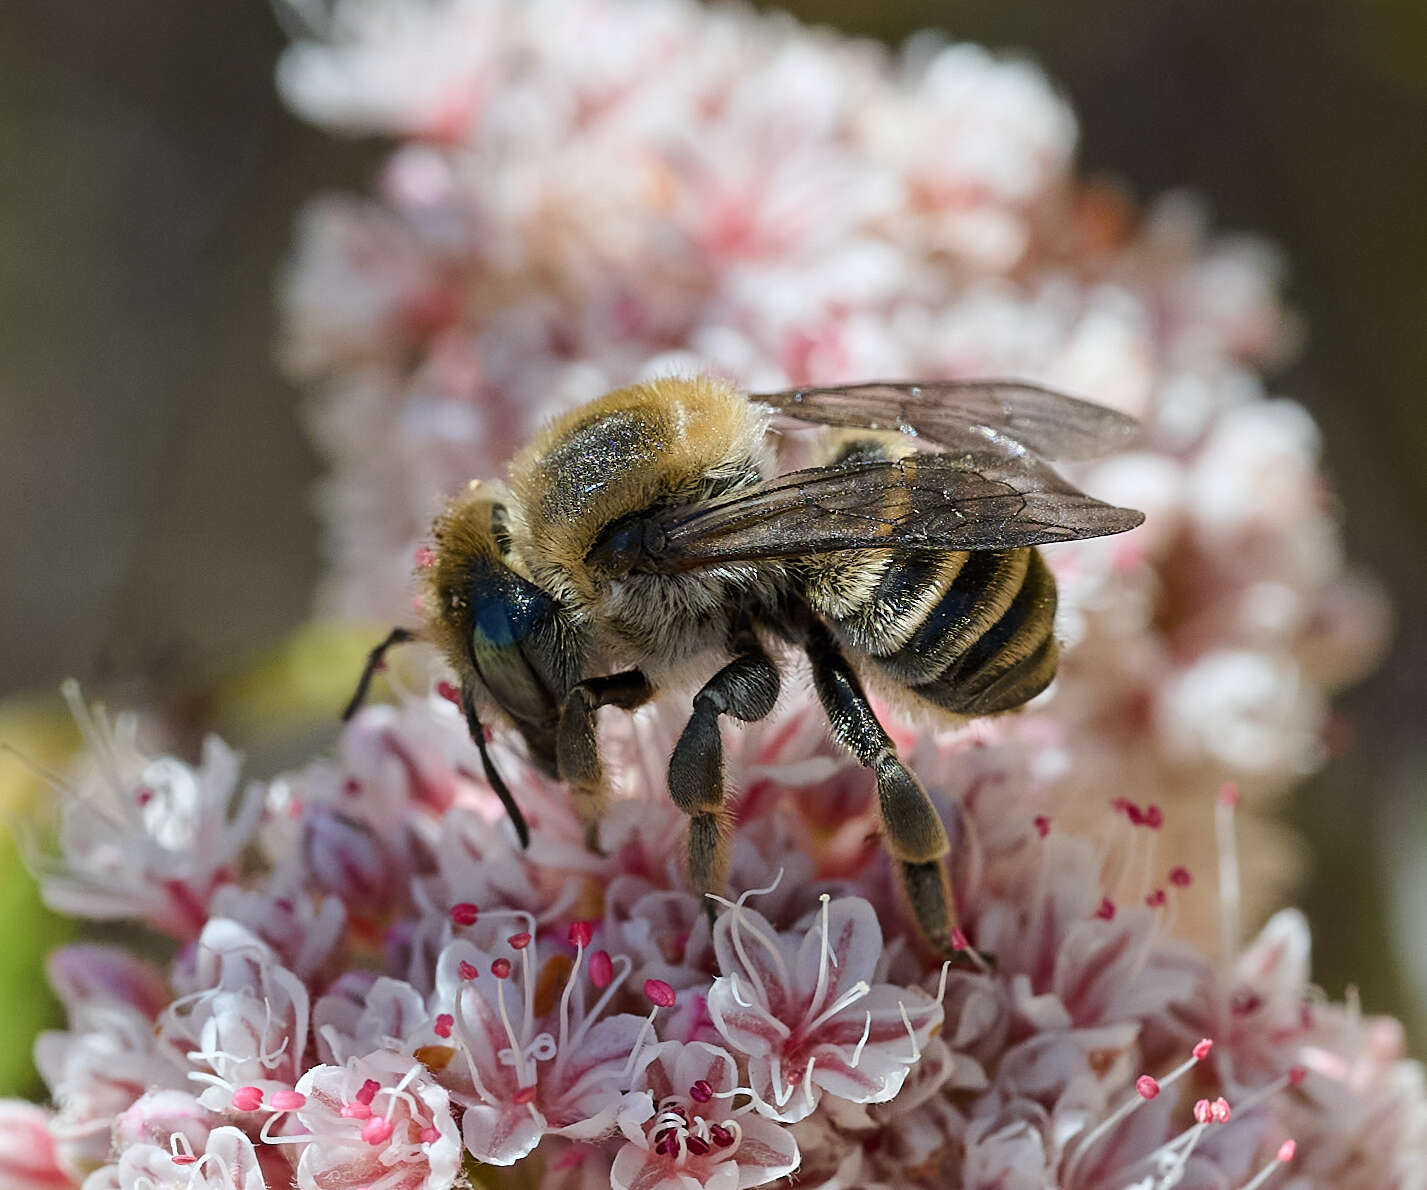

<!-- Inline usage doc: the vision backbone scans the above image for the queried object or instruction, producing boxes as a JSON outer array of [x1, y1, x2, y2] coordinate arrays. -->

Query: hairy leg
[[804, 622, 955, 954], [668, 632, 781, 901], [557, 670, 656, 847]]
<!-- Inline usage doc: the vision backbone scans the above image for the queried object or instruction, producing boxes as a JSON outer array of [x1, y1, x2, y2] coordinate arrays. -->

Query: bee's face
[[423, 491, 564, 775]]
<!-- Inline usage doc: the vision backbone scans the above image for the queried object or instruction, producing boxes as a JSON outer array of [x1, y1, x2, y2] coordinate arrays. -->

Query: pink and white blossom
[[707, 892, 943, 1122], [290, 1051, 461, 1190], [610, 1041, 799, 1190]]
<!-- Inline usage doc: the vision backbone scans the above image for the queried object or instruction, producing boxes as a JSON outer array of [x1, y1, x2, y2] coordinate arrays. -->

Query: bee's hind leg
[[803, 622, 956, 956], [668, 630, 781, 915], [557, 670, 656, 851]]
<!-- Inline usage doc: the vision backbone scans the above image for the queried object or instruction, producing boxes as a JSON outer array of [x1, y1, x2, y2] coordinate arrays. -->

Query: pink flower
[[610, 1041, 799, 1190], [0, 1102, 74, 1190], [707, 892, 943, 1122], [159, 920, 311, 1110], [111, 1091, 213, 1155], [30, 685, 261, 939], [290, 1051, 461, 1190], [98, 1126, 265, 1190], [36, 998, 189, 1176], [433, 930, 655, 1164]]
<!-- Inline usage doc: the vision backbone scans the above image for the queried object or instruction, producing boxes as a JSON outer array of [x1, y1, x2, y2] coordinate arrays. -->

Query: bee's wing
[[642, 451, 1144, 570], [753, 380, 1138, 460]]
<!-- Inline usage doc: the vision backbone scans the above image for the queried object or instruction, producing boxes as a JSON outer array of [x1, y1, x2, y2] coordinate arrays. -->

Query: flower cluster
[[275, 0, 1386, 945], [5, 680, 1424, 1189]]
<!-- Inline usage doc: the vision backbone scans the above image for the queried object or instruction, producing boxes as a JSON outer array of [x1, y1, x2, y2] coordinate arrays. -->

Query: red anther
[[1193, 1038, 1214, 1061], [1277, 1139, 1297, 1162], [436, 681, 462, 707], [356, 1079, 380, 1106], [1194, 1098, 1213, 1125], [270, 1090, 307, 1111], [1168, 866, 1192, 887], [644, 979, 677, 1008], [508, 932, 532, 950], [171, 1155, 197, 1166], [513, 1084, 538, 1105], [362, 1116, 394, 1146], [1288, 1066, 1307, 1086], [710, 1123, 735, 1147], [434, 1013, 454, 1038], [1136, 1075, 1160, 1100], [1210, 1097, 1231, 1123], [1145, 888, 1167, 909], [951, 928, 971, 952], [1126, 802, 1146, 826], [1218, 782, 1241, 808], [1033, 814, 1050, 838], [1110, 796, 1132, 815], [1095, 897, 1117, 921], [343, 777, 362, 797], [589, 950, 614, 988], [420, 1127, 441, 1144], [137, 787, 154, 806], [686, 1136, 711, 1156], [414, 546, 437, 569], [450, 902, 479, 926], [654, 1136, 676, 1157], [231, 1086, 263, 1112], [458, 959, 479, 981], [689, 1079, 713, 1103], [568, 920, 595, 948], [492, 958, 512, 979], [1144, 804, 1164, 830]]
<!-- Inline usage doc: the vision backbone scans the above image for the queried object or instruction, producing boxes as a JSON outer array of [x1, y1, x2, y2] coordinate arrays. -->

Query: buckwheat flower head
[[6, 681, 1424, 1188], [276, 0, 1386, 948], [23, 683, 262, 940]]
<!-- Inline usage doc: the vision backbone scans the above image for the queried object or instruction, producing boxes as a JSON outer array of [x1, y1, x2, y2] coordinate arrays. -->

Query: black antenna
[[343, 627, 416, 721], [459, 685, 531, 849]]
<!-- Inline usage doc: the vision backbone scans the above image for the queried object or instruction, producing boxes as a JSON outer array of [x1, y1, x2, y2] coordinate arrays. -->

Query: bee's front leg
[[556, 670, 655, 850], [668, 630, 781, 911]]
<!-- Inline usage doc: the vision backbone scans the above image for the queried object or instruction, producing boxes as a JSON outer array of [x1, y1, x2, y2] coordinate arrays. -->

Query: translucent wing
[[753, 379, 1138, 460], [629, 450, 1144, 571]]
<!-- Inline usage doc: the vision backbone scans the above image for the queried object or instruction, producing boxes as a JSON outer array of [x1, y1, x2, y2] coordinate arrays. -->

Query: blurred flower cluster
[[6, 682, 1426, 1189], [276, 0, 1387, 944]]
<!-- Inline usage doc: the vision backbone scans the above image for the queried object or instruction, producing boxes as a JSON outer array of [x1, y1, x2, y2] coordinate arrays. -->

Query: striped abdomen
[[802, 545, 1060, 717]]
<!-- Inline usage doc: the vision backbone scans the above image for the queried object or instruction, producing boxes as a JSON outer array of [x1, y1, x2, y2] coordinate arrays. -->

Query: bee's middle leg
[[803, 622, 956, 955], [669, 631, 780, 901], [557, 669, 655, 848]]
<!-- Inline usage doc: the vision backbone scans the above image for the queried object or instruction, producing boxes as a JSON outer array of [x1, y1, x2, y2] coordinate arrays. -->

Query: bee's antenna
[[343, 627, 417, 721], [458, 686, 532, 849]]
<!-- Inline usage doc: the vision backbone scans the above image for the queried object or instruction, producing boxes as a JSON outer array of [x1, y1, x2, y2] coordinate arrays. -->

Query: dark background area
[[2, 0, 1425, 1032]]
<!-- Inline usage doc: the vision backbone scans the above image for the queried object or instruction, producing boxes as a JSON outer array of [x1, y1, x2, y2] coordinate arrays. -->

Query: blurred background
[[2, 0, 1425, 1088]]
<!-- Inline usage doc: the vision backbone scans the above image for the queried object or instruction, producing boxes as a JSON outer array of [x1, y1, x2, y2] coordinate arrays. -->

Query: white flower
[[160, 920, 311, 1110], [291, 1051, 461, 1190], [610, 1041, 800, 1190], [32, 686, 261, 939], [707, 892, 942, 1123], [100, 1126, 265, 1190]]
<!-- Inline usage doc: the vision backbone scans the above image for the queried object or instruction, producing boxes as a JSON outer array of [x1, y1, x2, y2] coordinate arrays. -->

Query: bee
[[345, 375, 1143, 953]]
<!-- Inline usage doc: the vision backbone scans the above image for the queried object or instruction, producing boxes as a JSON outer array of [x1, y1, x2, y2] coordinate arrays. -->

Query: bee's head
[[419, 484, 565, 779], [344, 484, 571, 849]]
